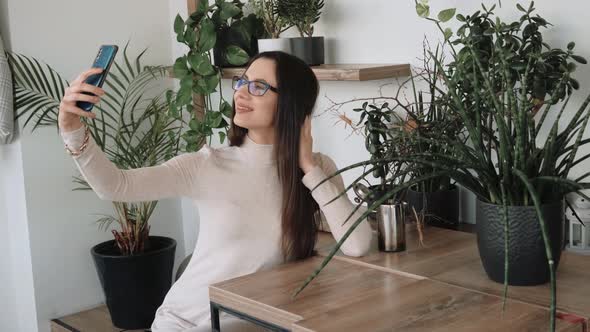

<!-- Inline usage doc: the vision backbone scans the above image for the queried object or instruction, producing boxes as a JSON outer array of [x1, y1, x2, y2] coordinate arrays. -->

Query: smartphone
[[76, 45, 118, 112]]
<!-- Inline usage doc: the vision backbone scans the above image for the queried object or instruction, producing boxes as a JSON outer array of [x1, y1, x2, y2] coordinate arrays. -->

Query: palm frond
[[12, 44, 184, 255], [8, 52, 69, 130]]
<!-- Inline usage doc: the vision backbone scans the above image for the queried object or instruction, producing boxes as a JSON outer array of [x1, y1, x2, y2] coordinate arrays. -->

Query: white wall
[[2, 0, 590, 331], [1, 1, 186, 331], [0, 125, 39, 332]]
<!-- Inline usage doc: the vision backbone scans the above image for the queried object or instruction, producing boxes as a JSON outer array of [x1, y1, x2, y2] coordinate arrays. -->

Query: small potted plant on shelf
[[249, 0, 294, 53], [277, 0, 325, 65], [9, 43, 183, 330]]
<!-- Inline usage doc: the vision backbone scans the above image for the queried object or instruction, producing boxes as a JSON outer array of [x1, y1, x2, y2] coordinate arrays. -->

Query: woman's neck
[[247, 128, 275, 145], [241, 130, 276, 165]]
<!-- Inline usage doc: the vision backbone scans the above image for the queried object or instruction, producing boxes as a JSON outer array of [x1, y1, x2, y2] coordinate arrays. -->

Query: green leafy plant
[[212, 1, 266, 67], [249, 0, 292, 39], [351, 101, 404, 202], [277, 0, 324, 37], [171, 0, 264, 151], [322, 43, 463, 204], [9, 43, 184, 255], [292, 4, 590, 332]]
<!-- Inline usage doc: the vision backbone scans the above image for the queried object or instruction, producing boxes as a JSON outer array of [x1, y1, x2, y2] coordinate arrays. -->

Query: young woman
[[58, 51, 373, 332]]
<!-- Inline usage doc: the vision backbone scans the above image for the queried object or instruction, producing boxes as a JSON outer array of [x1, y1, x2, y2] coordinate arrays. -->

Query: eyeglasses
[[232, 76, 279, 96]]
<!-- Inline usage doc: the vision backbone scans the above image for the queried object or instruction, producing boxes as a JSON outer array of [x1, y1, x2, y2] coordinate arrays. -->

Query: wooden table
[[316, 226, 590, 324], [209, 227, 587, 331]]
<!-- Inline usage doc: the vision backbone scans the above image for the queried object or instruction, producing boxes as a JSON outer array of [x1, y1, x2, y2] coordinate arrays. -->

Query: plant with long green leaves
[[249, 0, 292, 39], [291, 4, 590, 332], [276, 0, 324, 37], [9, 43, 184, 255], [392, 43, 465, 195], [172, 0, 264, 151], [322, 42, 464, 206]]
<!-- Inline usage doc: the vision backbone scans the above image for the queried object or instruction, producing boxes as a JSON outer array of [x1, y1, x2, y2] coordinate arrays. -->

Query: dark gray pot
[[289, 36, 324, 65], [476, 199, 565, 286], [404, 185, 459, 229]]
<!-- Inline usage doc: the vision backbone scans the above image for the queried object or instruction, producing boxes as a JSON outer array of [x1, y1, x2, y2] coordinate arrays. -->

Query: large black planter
[[290, 37, 325, 66], [476, 199, 565, 286], [404, 185, 460, 229], [91, 236, 176, 329]]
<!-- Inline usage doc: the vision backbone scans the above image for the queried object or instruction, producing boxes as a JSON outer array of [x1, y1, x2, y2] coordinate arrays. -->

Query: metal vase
[[376, 201, 407, 252]]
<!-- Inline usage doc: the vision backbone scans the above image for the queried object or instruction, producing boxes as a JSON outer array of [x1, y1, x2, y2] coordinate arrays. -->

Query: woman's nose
[[234, 84, 251, 100]]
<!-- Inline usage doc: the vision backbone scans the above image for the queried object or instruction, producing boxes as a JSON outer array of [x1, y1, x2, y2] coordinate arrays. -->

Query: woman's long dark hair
[[228, 51, 321, 263]]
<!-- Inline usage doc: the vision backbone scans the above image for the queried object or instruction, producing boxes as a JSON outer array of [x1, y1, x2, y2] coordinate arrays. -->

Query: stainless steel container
[[376, 201, 407, 252]]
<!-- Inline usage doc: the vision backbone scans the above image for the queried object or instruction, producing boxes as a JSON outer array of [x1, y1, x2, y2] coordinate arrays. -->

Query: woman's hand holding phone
[[58, 67, 106, 132]]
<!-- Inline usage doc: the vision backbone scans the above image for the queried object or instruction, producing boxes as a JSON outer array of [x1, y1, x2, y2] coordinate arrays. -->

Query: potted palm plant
[[249, 0, 293, 53], [293, 3, 589, 331], [9, 43, 184, 329], [277, 0, 325, 65]]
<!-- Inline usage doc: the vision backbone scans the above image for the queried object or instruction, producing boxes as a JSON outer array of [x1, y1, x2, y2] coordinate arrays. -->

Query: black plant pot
[[476, 199, 565, 286], [213, 25, 259, 68], [404, 185, 460, 229], [91, 236, 176, 329], [290, 37, 325, 66]]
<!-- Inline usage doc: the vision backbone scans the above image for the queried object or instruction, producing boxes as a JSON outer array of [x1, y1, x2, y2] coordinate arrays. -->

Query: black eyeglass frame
[[232, 75, 279, 96]]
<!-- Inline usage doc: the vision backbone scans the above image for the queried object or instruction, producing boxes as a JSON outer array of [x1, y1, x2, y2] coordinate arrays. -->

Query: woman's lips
[[236, 103, 253, 113]]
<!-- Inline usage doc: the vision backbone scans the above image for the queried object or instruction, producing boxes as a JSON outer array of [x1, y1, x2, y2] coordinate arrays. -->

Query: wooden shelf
[[51, 305, 145, 332], [168, 64, 411, 81], [220, 63, 411, 81]]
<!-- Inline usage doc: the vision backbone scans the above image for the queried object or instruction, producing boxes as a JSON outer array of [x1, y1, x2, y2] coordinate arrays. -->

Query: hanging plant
[[171, 0, 265, 151]]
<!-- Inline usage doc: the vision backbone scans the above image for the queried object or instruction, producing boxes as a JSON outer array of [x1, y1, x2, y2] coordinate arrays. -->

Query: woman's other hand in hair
[[299, 115, 317, 174]]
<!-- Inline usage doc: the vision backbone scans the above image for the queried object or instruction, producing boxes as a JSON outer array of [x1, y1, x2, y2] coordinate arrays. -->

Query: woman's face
[[232, 58, 279, 130]]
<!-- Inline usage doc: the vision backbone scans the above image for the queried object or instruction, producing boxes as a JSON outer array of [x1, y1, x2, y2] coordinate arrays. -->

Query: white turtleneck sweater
[[60, 124, 373, 331]]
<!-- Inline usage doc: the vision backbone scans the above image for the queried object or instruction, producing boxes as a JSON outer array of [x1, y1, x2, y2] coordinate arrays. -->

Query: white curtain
[[0, 32, 15, 144]]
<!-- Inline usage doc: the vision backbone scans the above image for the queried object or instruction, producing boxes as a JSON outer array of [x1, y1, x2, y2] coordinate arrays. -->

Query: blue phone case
[[77, 45, 118, 112]]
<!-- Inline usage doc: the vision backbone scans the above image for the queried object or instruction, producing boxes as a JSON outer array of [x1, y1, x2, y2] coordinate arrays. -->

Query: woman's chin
[[233, 116, 250, 128]]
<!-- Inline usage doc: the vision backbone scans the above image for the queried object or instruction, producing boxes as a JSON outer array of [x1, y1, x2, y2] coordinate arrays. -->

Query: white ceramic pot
[[257, 38, 292, 54]]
